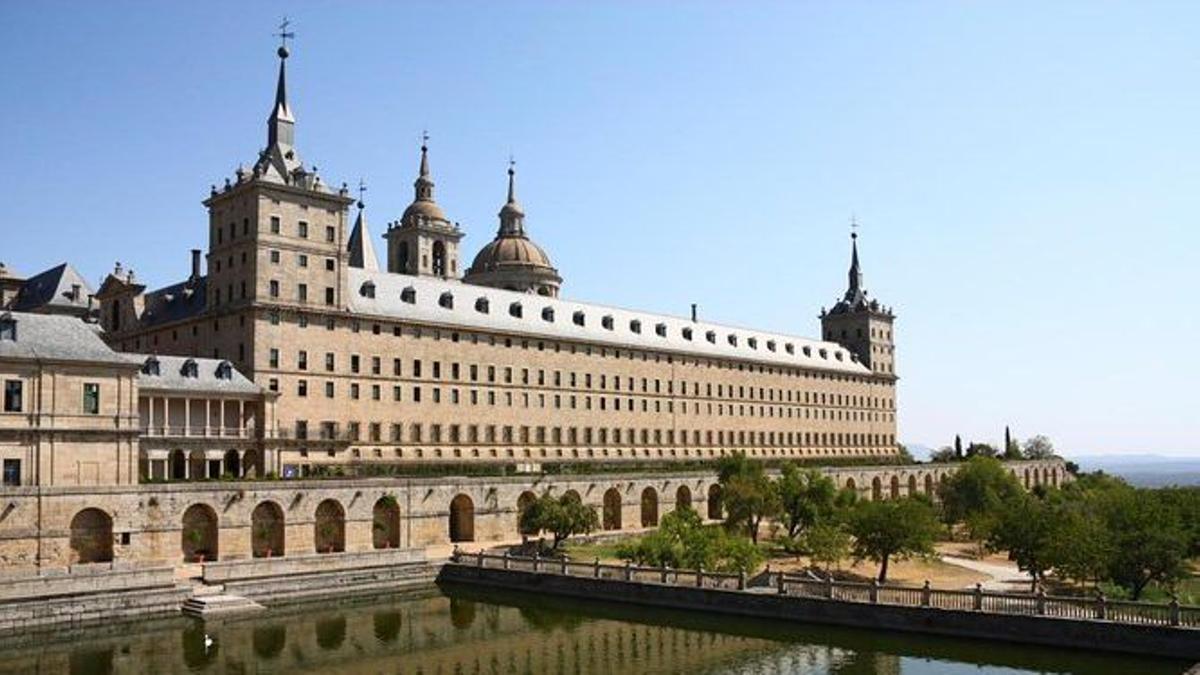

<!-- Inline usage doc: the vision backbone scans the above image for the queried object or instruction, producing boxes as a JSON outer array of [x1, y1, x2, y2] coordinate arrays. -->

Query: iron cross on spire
[[357, 178, 367, 207], [275, 17, 295, 51], [850, 213, 860, 240]]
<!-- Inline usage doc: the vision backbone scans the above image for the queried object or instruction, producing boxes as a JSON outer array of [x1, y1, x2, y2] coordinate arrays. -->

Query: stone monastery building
[[86, 42, 899, 479]]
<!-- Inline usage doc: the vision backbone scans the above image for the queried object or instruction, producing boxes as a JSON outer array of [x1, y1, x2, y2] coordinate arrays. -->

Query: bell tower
[[385, 138, 464, 279], [820, 228, 896, 376]]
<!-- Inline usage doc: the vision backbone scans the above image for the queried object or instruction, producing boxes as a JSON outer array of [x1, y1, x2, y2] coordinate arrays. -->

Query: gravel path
[[940, 554, 1034, 592]]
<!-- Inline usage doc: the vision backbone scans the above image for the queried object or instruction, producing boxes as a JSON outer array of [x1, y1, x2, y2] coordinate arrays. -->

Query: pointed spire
[[498, 157, 525, 236], [413, 132, 435, 202], [267, 21, 295, 149], [347, 187, 379, 272]]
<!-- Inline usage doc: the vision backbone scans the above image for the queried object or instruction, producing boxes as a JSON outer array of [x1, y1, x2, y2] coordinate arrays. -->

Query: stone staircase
[[181, 581, 265, 618]]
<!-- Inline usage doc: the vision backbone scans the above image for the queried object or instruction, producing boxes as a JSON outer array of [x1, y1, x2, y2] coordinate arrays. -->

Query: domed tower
[[385, 140, 464, 279], [463, 162, 562, 296], [820, 229, 896, 376]]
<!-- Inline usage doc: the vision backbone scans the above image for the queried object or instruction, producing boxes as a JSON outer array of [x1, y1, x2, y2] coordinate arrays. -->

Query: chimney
[[70, 284, 81, 302], [190, 249, 201, 281], [690, 303, 698, 322]]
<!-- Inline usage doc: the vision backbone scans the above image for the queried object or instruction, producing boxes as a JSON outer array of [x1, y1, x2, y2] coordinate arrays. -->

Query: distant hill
[[1069, 454, 1200, 488]]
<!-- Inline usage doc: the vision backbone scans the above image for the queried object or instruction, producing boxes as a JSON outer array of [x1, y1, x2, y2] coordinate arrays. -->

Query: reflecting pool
[[0, 582, 1187, 674]]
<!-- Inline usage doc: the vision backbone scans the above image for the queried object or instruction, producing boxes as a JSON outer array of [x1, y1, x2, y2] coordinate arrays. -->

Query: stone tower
[[384, 142, 464, 279], [820, 231, 896, 376], [202, 41, 353, 306], [463, 163, 562, 296]]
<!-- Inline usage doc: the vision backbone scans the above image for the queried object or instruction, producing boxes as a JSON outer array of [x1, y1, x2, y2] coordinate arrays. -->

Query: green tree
[[716, 452, 779, 544], [1003, 427, 1023, 459], [965, 442, 998, 458], [804, 521, 852, 573], [1046, 500, 1111, 588], [849, 497, 940, 583], [777, 464, 837, 539], [616, 508, 762, 574], [987, 493, 1055, 591], [1102, 489, 1189, 599], [518, 493, 599, 551], [954, 435, 963, 459], [1022, 435, 1056, 460], [938, 456, 1023, 541], [930, 446, 957, 463]]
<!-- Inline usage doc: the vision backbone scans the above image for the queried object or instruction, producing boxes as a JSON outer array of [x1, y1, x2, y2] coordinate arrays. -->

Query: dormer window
[[141, 356, 160, 376], [835, 352, 843, 361], [705, 330, 716, 344], [818, 349, 828, 359], [573, 311, 585, 327], [400, 287, 416, 304], [215, 360, 233, 380], [542, 307, 555, 322], [359, 281, 376, 298], [0, 317, 14, 342], [439, 292, 454, 309], [727, 334, 738, 347], [803, 346, 812, 357], [766, 340, 776, 352], [747, 337, 758, 349], [784, 343, 794, 355], [475, 297, 490, 314], [601, 315, 614, 330], [181, 358, 199, 378], [655, 323, 667, 337], [509, 302, 523, 318], [682, 327, 693, 341], [629, 320, 642, 334]]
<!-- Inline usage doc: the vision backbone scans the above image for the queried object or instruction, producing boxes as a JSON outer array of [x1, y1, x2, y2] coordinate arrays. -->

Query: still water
[[0, 582, 1187, 675]]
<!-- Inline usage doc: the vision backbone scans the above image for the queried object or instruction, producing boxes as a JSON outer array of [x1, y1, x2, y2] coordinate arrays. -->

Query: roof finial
[[850, 213, 859, 240], [507, 155, 517, 204], [274, 16, 295, 58], [419, 130, 430, 178], [847, 215, 864, 299], [357, 178, 367, 209]]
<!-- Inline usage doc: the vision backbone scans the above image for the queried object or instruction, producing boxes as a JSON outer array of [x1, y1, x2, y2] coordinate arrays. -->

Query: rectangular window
[[351, 355, 360, 373], [297, 379, 308, 397], [269, 280, 280, 298], [3, 380, 21, 412], [298, 284, 308, 302], [325, 287, 334, 305], [325, 353, 335, 371], [325, 381, 334, 398], [3, 459, 20, 486], [325, 258, 335, 271], [298, 350, 308, 370], [82, 383, 100, 414], [270, 250, 280, 264], [325, 225, 335, 242], [270, 215, 281, 234], [298, 221, 308, 238], [299, 254, 308, 268], [269, 348, 279, 368]]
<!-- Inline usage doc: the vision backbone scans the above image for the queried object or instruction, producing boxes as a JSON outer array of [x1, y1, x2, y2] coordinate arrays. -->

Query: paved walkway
[[939, 554, 1033, 592]]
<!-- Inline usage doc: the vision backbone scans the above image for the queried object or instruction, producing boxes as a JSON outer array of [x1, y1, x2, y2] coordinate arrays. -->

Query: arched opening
[[396, 241, 409, 272], [432, 241, 447, 276], [562, 489, 582, 504], [640, 487, 659, 527], [675, 485, 692, 512], [1051, 469, 1059, 487], [1042, 468, 1050, 486], [707, 484, 722, 520], [908, 475, 918, 496], [890, 476, 900, 499], [189, 449, 206, 480], [449, 494, 475, 543], [181, 503, 219, 562], [845, 477, 857, 492], [871, 477, 882, 501], [517, 491, 538, 535], [373, 496, 400, 549], [1024, 469, 1031, 489], [69, 508, 113, 564], [169, 449, 187, 480], [241, 449, 259, 479], [251, 501, 284, 558], [314, 499, 345, 554], [223, 449, 240, 478], [602, 488, 622, 530], [924, 474, 935, 496]]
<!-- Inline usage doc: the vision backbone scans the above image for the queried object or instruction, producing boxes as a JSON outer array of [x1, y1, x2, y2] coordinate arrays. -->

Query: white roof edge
[[345, 269, 873, 376]]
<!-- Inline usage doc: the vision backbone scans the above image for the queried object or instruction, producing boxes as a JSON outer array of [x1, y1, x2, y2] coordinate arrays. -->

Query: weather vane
[[357, 178, 367, 207], [421, 130, 429, 147], [275, 17, 295, 51], [850, 213, 859, 239]]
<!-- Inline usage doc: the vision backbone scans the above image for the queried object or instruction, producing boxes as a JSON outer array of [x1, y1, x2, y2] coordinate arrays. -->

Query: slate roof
[[0, 312, 131, 365], [138, 277, 208, 328], [11, 263, 94, 315], [347, 269, 870, 375], [126, 353, 261, 395]]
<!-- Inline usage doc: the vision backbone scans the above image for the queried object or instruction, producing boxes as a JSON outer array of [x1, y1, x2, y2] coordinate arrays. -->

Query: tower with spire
[[462, 162, 562, 296], [820, 228, 896, 376], [384, 138, 463, 279]]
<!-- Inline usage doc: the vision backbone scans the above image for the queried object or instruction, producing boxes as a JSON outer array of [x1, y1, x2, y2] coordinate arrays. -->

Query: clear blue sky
[[2, 2, 1197, 457]]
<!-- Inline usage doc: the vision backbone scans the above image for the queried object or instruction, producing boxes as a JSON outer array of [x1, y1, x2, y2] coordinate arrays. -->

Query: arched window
[[603, 488, 622, 530], [432, 241, 447, 276], [373, 496, 400, 549], [69, 508, 113, 564], [707, 484, 722, 520], [640, 487, 658, 527], [182, 503, 219, 562], [251, 501, 285, 558], [315, 499, 345, 553], [675, 485, 692, 512], [449, 494, 475, 543], [396, 241, 410, 272]]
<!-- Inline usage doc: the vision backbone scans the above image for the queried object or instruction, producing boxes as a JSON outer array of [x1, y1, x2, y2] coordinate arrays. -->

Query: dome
[[469, 235, 554, 271], [401, 199, 447, 223]]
